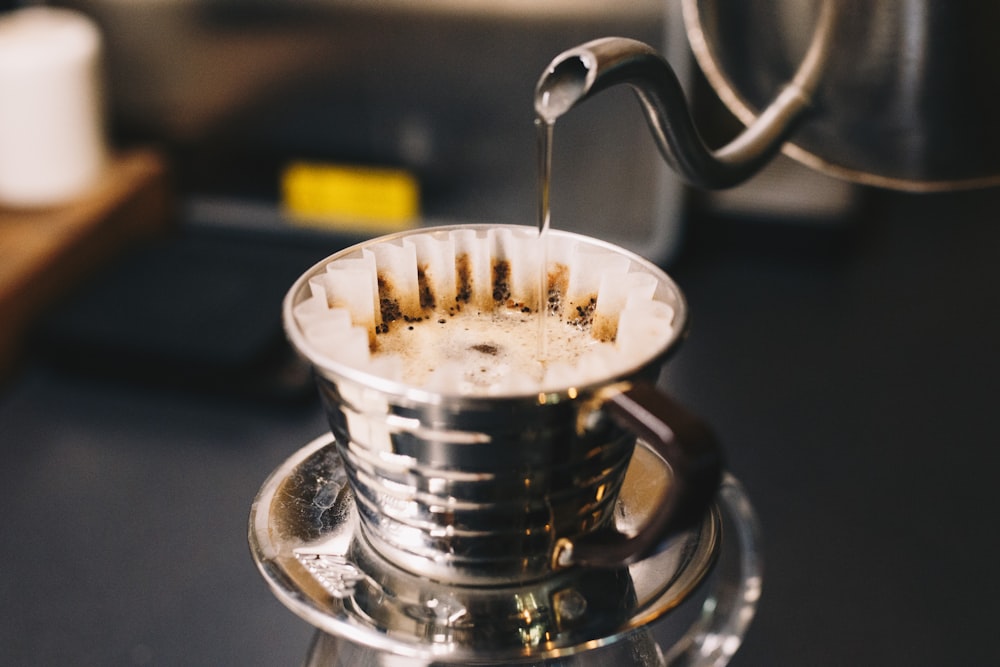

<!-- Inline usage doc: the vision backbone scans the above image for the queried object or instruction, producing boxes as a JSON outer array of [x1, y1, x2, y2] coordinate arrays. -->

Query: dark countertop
[[2, 187, 998, 666]]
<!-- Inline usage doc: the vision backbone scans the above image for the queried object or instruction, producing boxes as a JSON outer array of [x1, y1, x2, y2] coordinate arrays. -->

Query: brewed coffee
[[373, 304, 607, 393]]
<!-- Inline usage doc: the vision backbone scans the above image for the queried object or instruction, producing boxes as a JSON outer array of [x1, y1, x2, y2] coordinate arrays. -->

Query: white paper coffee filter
[[303, 316, 370, 367], [615, 301, 676, 361], [544, 235, 576, 268], [292, 227, 677, 395], [292, 289, 333, 331], [593, 272, 658, 342], [405, 232, 457, 312], [564, 246, 630, 329], [372, 242, 422, 319], [490, 227, 541, 311], [323, 252, 380, 340], [367, 355, 405, 385], [450, 228, 493, 311]]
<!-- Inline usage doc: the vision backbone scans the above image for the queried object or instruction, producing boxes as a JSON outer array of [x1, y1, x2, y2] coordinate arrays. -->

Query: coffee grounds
[[455, 254, 472, 305], [492, 260, 511, 304], [547, 264, 569, 316], [568, 296, 597, 329], [376, 274, 402, 336], [417, 264, 436, 309]]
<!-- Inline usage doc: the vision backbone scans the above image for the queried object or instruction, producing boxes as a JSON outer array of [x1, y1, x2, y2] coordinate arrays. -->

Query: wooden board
[[0, 149, 173, 383]]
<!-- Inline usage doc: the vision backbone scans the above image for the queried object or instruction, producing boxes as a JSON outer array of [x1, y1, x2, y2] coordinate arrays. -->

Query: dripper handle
[[556, 382, 723, 569]]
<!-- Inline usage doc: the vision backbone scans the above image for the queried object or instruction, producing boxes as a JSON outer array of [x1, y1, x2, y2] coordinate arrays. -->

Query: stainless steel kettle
[[536, 0, 1000, 192]]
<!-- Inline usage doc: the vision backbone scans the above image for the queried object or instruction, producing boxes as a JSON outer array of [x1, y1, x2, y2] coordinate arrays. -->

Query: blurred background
[[1, 1, 997, 665]]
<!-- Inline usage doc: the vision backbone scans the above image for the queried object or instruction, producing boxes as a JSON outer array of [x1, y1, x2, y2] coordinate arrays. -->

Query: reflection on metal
[[684, 0, 1000, 191], [294, 553, 365, 599]]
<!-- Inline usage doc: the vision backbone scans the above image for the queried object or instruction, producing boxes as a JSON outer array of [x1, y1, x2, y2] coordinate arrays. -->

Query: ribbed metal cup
[[284, 226, 689, 585]]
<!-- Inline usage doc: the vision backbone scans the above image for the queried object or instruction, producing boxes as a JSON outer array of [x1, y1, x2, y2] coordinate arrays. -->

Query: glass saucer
[[249, 434, 722, 663]]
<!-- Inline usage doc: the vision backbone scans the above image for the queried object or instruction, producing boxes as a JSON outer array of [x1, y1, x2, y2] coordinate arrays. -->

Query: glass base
[[249, 434, 761, 666]]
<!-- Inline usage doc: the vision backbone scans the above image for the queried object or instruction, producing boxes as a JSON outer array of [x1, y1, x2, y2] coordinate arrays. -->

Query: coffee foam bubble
[[376, 308, 609, 393], [293, 227, 677, 395]]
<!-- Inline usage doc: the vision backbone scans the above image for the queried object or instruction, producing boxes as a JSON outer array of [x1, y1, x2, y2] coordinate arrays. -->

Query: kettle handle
[[554, 382, 723, 569], [534, 2, 836, 188]]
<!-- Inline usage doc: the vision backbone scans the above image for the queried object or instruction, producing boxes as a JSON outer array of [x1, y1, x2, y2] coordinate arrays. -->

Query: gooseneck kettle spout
[[535, 0, 836, 189], [539, 0, 1000, 192]]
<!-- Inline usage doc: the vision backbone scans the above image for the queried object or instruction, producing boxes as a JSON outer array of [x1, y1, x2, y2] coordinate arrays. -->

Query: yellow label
[[281, 162, 419, 232]]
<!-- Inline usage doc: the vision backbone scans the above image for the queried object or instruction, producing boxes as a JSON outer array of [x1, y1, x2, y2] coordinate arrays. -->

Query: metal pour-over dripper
[[251, 224, 764, 665]]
